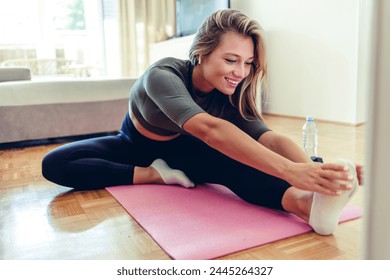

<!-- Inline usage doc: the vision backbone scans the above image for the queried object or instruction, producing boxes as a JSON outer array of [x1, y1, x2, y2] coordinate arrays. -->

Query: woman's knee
[[41, 148, 67, 185]]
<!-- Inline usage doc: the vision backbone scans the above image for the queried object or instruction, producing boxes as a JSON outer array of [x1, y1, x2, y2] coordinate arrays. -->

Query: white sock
[[309, 159, 358, 235], [150, 159, 195, 188]]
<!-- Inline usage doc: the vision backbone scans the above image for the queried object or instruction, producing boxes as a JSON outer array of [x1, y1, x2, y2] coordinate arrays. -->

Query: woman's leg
[[164, 136, 291, 210], [42, 135, 194, 189], [163, 136, 358, 234], [282, 187, 313, 222], [42, 112, 195, 190], [42, 134, 147, 189]]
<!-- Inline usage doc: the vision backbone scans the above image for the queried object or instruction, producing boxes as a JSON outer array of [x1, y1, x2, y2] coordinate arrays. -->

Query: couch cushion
[[0, 78, 135, 106], [0, 67, 31, 82]]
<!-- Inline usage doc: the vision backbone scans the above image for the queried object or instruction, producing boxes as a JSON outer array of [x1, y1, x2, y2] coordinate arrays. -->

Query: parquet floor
[[0, 114, 365, 260]]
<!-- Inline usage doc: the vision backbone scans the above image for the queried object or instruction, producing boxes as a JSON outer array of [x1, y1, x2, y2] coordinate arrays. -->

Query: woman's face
[[196, 31, 254, 95]]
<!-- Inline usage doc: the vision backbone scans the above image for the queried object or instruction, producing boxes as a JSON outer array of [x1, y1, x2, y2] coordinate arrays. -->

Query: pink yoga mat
[[106, 184, 362, 260]]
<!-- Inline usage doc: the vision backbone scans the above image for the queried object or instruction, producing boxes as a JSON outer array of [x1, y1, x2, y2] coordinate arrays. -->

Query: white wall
[[149, 0, 368, 124], [149, 35, 195, 64], [356, 0, 373, 124], [231, 0, 367, 124]]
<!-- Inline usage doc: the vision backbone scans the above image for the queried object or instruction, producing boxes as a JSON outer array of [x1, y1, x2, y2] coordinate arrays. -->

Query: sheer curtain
[[118, 0, 175, 77]]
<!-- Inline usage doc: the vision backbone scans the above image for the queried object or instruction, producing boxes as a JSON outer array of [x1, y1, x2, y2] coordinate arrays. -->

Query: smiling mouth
[[225, 78, 239, 87]]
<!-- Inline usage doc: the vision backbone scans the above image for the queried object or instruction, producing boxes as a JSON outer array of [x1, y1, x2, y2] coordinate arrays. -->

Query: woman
[[42, 9, 361, 235]]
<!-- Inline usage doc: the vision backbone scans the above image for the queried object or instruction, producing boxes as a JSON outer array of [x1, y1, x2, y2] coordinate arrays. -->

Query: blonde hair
[[189, 9, 267, 120]]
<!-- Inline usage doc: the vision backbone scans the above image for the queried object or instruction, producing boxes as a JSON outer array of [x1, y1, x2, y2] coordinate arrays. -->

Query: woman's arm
[[258, 131, 311, 163], [183, 113, 353, 195], [259, 131, 363, 185]]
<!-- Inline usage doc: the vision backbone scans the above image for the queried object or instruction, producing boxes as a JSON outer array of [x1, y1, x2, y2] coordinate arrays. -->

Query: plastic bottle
[[302, 116, 318, 158]]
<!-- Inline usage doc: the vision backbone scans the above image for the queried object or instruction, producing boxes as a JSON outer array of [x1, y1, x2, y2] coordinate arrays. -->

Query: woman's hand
[[283, 162, 354, 195]]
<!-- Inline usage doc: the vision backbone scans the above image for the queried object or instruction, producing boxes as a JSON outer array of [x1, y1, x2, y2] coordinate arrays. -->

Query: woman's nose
[[233, 63, 246, 78]]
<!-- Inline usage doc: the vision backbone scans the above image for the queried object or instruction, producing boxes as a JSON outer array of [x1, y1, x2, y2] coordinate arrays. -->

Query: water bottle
[[302, 116, 318, 158]]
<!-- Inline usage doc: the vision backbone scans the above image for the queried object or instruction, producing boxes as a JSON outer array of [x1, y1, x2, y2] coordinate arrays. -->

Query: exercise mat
[[106, 184, 361, 260]]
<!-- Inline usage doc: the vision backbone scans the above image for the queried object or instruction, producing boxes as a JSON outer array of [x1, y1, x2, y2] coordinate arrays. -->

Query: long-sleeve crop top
[[129, 57, 270, 140]]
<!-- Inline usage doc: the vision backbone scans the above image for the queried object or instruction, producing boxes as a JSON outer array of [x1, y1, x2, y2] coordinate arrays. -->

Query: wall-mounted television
[[175, 0, 230, 37]]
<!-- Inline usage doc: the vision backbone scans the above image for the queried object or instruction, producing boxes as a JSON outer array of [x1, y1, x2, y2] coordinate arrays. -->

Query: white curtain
[[118, 0, 175, 77]]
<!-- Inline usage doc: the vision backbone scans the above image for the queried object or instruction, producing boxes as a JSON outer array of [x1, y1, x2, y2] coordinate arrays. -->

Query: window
[[0, 0, 112, 79]]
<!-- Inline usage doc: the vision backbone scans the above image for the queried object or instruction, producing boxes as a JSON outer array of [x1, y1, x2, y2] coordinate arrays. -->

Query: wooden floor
[[0, 114, 365, 260]]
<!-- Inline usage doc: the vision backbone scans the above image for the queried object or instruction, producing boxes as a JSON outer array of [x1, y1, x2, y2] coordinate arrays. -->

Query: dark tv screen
[[176, 0, 230, 37]]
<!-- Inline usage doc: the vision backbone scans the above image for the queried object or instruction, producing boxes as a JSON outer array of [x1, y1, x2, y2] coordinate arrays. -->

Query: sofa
[[0, 67, 136, 147]]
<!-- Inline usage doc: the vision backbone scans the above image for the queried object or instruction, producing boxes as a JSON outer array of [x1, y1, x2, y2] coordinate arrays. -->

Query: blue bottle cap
[[306, 116, 314, 122]]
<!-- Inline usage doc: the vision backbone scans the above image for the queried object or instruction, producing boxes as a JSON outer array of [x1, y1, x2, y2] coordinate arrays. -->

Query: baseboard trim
[[0, 131, 118, 150], [262, 113, 366, 127]]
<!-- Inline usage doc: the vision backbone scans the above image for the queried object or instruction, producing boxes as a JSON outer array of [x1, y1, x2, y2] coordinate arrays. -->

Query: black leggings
[[42, 114, 291, 211]]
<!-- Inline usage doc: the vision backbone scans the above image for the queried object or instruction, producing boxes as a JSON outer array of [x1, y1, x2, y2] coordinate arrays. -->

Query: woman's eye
[[225, 59, 236, 63]]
